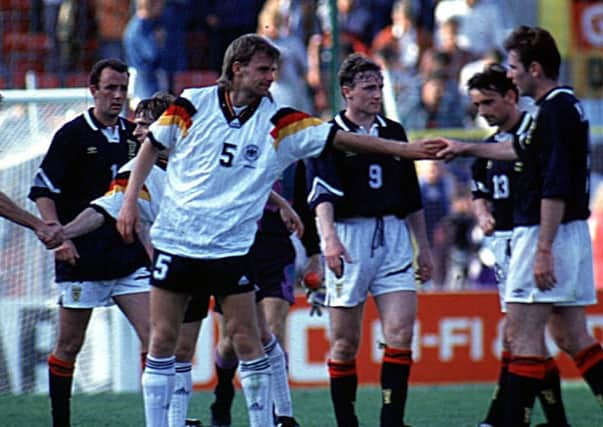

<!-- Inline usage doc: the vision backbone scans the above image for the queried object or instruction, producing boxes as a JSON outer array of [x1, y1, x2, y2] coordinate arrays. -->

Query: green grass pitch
[[0, 383, 600, 426]]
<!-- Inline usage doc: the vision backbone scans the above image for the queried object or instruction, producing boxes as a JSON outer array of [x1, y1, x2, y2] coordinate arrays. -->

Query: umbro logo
[[238, 275, 250, 286], [86, 147, 98, 155]]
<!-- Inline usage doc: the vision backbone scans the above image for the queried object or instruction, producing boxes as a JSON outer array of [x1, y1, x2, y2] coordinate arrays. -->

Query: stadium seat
[[173, 70, 218, 95], [65, 72, 89, 88], [3, 32, 48, 55], [0, 0, 29, 11]]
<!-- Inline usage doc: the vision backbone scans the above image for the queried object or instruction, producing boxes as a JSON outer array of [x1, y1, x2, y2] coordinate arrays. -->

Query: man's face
[[133, 111, 153, 142], [343, 71, 383, 116], [91, 68, 128, 122], [507, 50, 536, 98], [469, 88, 513, 127], [234, 52, 277, 98]]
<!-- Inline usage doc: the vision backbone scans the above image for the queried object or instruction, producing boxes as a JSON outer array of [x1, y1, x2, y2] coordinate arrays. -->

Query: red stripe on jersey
[[270, 111, 313, 139], [158, 104, 193, 137]]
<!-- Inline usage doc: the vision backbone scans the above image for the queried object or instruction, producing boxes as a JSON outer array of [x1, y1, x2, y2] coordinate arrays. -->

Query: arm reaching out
[[117, 141, 159, 243], [437, 138, 518, 162], [333, 131, 446, 160], [63, 208, 105, 240]]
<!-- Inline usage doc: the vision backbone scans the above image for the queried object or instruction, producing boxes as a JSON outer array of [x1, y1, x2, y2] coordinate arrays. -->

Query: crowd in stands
[[1, 0, 600, 290]]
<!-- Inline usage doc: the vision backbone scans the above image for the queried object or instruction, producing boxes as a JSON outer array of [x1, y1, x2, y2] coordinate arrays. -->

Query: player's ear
[[232, 61, 242, 76]]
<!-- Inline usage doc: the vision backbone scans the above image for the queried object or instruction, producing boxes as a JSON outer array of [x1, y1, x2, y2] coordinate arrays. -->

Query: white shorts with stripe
[[484, 230, 513, 313], [505, 220, 596, 306], [56, 267, 151, 308], [323, 215, 416, 308]]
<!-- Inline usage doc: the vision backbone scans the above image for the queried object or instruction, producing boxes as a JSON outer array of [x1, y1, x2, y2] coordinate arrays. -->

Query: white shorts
[[57, 267, 151, 308], [485, 230, 513, 313], [323, 216, 416, 308], [505, 220, 596, 306]]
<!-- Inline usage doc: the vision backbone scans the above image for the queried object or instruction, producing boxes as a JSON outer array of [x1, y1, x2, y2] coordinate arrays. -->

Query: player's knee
[[383, 322, 414, 348], [331, 337, 359, 361]]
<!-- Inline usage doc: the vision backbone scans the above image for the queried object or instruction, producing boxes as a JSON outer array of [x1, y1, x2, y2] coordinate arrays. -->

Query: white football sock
[[239, 355, 272, 427], [142, 355, 176, 427], [264, 335, 293, 417], [168, 361, 192, 427]]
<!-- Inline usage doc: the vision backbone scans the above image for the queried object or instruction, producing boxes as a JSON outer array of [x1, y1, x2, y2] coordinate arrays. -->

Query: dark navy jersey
[[512, 87, 591, 226], [28, 108, 147, 281], [471, 112, 532, 231], [306, 112, 422, 220]]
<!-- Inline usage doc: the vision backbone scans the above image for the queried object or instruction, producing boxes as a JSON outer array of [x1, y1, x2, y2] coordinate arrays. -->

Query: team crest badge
[[243, 145, 260, 162], [71, 285, 82, 302]]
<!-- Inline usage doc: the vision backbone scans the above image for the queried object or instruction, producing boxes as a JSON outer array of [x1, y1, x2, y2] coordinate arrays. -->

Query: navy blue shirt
[[306, 112, 422, 220], [512, 87, 591, 226], [29, 108, 147, 282], [471, 112, 532, 231]]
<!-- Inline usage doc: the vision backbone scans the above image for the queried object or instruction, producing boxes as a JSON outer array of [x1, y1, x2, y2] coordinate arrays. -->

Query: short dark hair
[[467, 63, 518, 100], [89, 58, 129, 87], [338, 53, 381, 88], [503, 26, 561, 80], [217, 34, 280, 89], [134, 91, 176, 121]]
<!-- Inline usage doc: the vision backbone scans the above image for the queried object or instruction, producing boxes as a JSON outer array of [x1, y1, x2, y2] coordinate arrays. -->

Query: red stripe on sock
[[328, 359, 356, 378], [383, 347, 412, 366], [508, 356, 546, 380], [48, 354, 74, 378], [574, 343, 603, 375]]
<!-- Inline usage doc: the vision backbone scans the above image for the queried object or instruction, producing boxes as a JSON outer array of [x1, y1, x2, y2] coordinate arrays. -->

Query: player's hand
[[303, 253, 324, 283], [534, 246, 556, 291], [279, 203, 304, 238], [54, 239, 79, 265], [415, 245, 433, 283], [116, 200, 141, 244], [36, 220, 64, 249], [323, 234, 351, 278], [476, 212, 495, 236], [436, 138, 467, 162], [408, 138, 448, 159]]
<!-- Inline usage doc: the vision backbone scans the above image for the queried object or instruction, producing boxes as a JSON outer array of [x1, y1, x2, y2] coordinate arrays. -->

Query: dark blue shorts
[[251, 233, 296, 304]]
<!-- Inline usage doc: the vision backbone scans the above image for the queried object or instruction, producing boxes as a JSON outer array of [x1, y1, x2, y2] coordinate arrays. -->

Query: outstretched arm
[[437, 138, 518, 162], [117, 141, 159, 243], [332, 130, 445, 160], [0, 191, 63, 248], [63, 208, 105, 240]]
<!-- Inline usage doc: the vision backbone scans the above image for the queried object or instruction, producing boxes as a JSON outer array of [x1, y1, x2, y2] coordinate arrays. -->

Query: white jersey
[[148, 85, 333, 258], [91, 158, 166, 227]]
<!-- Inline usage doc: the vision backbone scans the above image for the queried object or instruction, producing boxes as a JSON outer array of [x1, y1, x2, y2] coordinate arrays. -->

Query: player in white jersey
[[116, 34, 444, 427]]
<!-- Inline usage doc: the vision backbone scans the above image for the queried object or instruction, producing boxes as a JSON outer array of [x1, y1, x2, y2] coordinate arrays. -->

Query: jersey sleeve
[[304, 144, 344, 212], [470, 157, 491, 200], [91, 169, 155, 225], [148, 93, 197, 151], [269, 107, 337, 163], [28, 125, 77, 202]]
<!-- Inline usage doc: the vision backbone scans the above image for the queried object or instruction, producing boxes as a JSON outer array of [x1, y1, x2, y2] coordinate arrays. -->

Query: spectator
[[92, 0, 131, 61], [372, 0, 420, 72], [317, 0, 372, 49], [420, 17, 475, 81], [205, 0, 265, 72], [257, 1, 313, 112], [434, 0, 510, 56], [161, 0, 189, 92], [402, 70, 466, 130], [123, 0, 168, 106]]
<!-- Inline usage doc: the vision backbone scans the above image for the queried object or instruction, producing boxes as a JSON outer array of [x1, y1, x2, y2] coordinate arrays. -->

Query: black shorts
[[150, 249, 257, 298]]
